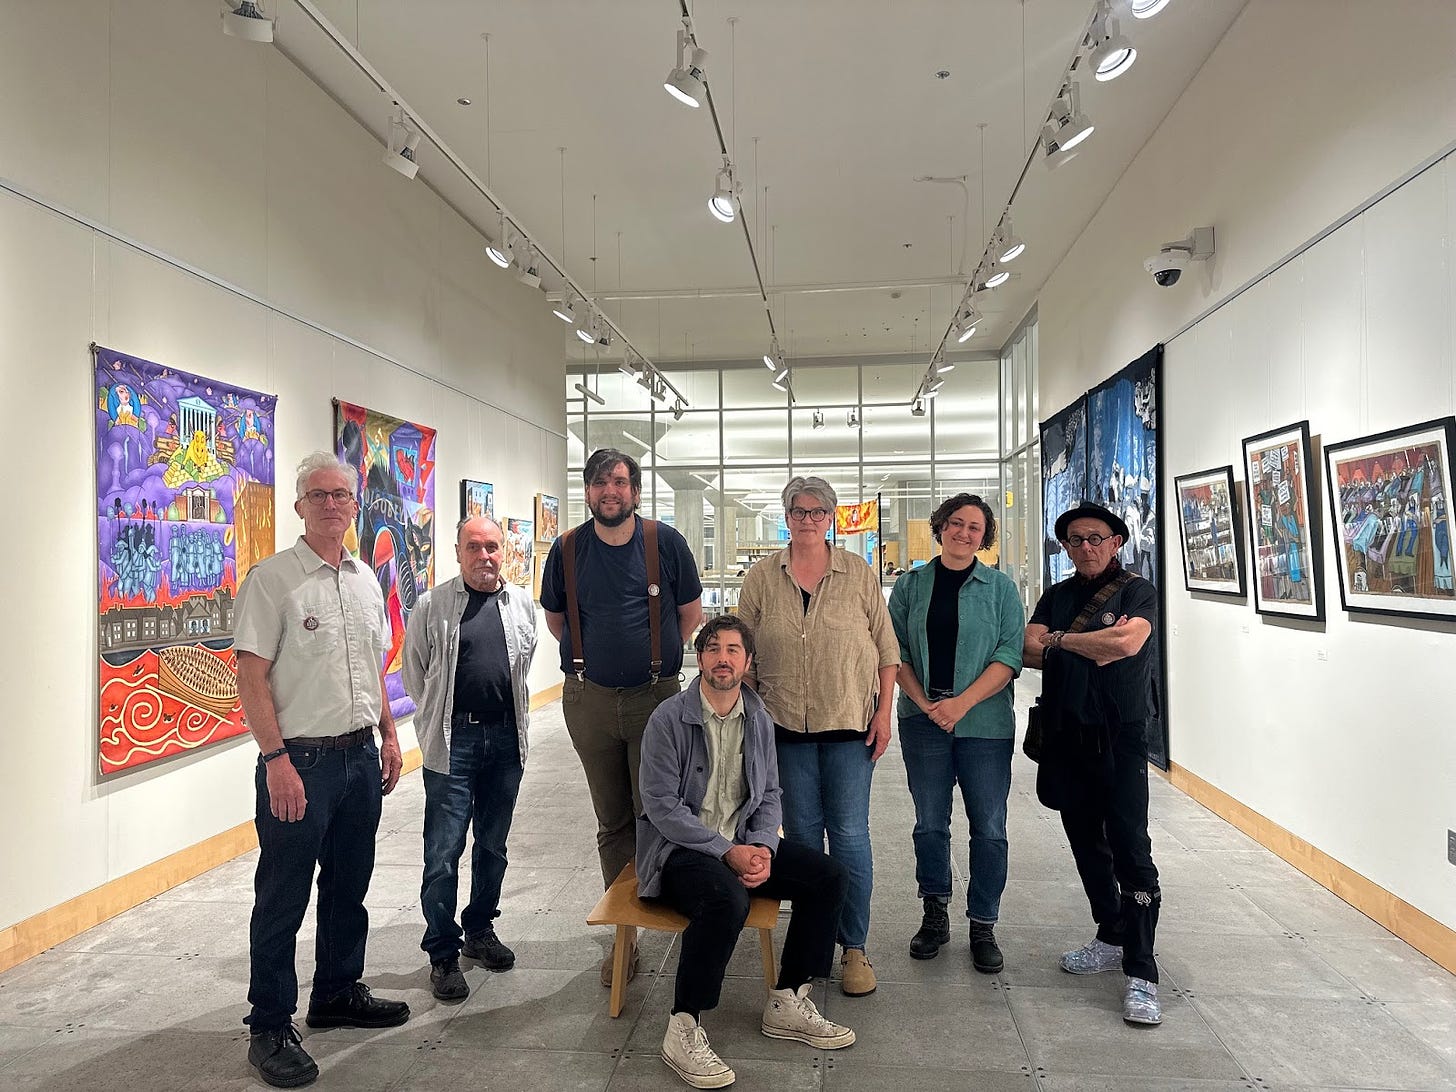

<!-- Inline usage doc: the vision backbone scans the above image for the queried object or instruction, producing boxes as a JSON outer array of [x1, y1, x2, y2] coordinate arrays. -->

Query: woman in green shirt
[[887, 493, 1024, 974]]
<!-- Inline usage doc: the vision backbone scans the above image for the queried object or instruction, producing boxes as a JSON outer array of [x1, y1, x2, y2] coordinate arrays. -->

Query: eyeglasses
[[303, 489, 355, 506], [787, 506, 831, 523], [1063, 533, 1111, 547]]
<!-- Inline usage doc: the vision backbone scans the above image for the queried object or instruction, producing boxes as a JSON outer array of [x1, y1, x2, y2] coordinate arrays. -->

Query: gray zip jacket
[[401, 575, 538, 774], [636, 679, 782, 898]]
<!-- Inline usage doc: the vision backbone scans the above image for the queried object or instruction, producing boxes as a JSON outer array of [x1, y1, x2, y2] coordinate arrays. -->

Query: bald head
[[456, 516, 505, 592]]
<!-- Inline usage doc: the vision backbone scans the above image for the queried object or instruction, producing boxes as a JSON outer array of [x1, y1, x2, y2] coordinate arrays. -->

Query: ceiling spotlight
[[486, 216, 513, 268], [573, 382, 606, 406], [772, 366, 791, 392], [1088, 6, 1137, 82], [1119, 0, 1171, 18], [927, 376, 946, 393], [619, 354, 638, 376], [812, 409, 825, 429], [383, 106, 423, 179], [652, 377, 668, 403], [552, 295, 578, 325], [911, 397, 927, 417], [953, 303, 980, 343], [512, 241, 541, 288], [575, 311, 596, 344], [846, 408, 861, 429], [923, 386, 941, 400], [1042, 83, 1094, 168], [222, 1, 274, 42], [665, 25, 709, 108], [935, 355, 957, 374], [996, 219, 1026, 263], [763, 338, 782, 370], [708, 157, 739, 223], [982, 264, 1011, 289], [672, 400, 687, 421], [637, 367, 654, 390]]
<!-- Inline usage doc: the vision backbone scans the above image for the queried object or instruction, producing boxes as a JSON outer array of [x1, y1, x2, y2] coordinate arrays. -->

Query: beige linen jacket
[[737, 545, 900, 733]]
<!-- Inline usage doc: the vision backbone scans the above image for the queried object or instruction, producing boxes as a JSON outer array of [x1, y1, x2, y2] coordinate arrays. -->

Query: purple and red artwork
[[333, 400, 436, 719], [95, 345, 277, 775]]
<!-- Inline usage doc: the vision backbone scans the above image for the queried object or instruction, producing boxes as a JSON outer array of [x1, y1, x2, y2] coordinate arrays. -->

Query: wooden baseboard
[[1164, 761, 1456, 975], [531, 682, 563, 709]]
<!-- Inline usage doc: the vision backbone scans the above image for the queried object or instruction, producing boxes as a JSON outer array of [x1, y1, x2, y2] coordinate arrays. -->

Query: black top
[[540, 518, 703, 686], [1029, 563, 1159, 727], [452, 585, 513, 714], [926, 558, 975, 692]]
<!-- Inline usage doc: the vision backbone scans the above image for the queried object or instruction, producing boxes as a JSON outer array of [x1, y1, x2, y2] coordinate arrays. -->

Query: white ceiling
[[277, 0, 1246, 381]]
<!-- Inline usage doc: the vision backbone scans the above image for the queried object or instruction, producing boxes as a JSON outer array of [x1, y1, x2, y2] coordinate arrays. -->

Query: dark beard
[[591, 502, 635, 528]]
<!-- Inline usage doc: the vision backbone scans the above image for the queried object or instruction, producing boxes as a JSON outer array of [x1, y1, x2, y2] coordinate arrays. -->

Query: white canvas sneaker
[[661, 1012, 735, 1089], [760, 984, 856, 1049]]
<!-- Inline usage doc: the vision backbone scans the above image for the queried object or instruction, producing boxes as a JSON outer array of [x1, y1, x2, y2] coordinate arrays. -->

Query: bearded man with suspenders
[[540, 448, 703, 985]]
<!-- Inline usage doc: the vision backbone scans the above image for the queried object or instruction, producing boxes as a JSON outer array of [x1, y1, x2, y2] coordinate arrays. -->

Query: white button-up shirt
[[233, 537, 388, 738]]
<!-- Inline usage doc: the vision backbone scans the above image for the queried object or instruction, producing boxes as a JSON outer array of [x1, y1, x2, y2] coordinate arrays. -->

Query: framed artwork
[[460, 479, 494, 521], [1039, 396, 1088, 588], [335, 400, 436, 718], [1087, 348, 1161, 585], [504, 517, 534, 586], [1241, 420, 1323, 621], [1323, 416, 1456, 619], [1174, 465, 1246, 596], [93, 344, 277, 775], [535, 493, 560, 542]]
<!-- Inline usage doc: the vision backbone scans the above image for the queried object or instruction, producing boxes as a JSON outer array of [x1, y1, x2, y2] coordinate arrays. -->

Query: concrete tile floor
[[2, 685, 1454, 1091]]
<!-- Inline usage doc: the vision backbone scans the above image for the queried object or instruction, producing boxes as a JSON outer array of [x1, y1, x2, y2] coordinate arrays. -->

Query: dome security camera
[[1143, 226, 1215, 288]]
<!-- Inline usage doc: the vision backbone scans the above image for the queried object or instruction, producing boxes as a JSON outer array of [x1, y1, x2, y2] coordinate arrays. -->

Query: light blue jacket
[[636, 680, 782, 898], [887, 559, 1024, 738], [401, 576, 537, 774]]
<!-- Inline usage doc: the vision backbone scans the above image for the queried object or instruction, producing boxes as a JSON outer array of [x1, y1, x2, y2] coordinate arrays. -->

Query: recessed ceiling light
[[934, 69, 951, 80], [456, 97, 472, 106]]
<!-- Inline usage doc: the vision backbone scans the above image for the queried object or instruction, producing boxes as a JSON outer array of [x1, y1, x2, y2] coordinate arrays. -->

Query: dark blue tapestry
[[1039, 396, 1088, 590]]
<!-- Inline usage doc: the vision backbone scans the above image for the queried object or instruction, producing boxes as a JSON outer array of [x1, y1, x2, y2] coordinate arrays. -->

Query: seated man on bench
[[637, 615, 855, 1089]]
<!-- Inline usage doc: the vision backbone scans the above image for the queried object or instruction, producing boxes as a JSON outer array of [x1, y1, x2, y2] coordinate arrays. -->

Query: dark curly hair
[[929, 492, 997, 551], [694, 613, 755, 659]]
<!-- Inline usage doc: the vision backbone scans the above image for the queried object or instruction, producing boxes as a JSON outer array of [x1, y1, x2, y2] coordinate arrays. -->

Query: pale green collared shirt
[[698, 689, 747, 844]]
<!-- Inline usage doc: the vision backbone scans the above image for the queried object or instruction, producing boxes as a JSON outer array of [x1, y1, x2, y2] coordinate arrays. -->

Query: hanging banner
[[94, 344, 277, 775], [835, 499, 879, 535]]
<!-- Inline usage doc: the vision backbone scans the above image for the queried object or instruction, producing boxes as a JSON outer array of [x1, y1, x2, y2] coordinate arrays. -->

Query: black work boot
[[462, 924, 516, 971], [305, 982, 410, 1029], [430, 955, 469, 1001], [909, 898, 951, 960], [969, 921, 1004, 974], [248, 1023, 318, 1088]]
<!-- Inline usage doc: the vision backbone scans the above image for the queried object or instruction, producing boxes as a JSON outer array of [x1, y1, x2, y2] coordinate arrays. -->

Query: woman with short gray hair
[[737, 475, 900, 997]]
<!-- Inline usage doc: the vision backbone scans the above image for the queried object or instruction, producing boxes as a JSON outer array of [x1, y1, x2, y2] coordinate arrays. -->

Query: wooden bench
[[586, 860, 781, 1018]]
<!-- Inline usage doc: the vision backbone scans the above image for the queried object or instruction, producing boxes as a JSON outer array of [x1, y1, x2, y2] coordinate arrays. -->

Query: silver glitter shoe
[[1123, 977, 1163, 1026], [1059, 937, 1123, 974]]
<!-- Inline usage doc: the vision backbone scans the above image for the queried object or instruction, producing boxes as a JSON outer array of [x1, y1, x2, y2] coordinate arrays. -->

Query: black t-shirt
[[452, 585, 513, 714], [1029, 564, 1159, 726], [540, 518, 703, 686], [926, 558, 974, 692]]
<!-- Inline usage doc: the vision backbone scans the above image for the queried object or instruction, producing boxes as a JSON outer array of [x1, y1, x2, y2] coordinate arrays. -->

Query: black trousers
[[1056, 722, 1161, 982], [655, 842, 847, 1015]]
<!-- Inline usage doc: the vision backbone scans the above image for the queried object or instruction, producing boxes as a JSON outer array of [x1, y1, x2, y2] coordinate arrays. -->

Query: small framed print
[[503, 517, 534, 587], [1323, 416, 1456, 620], [1174, 465, 1245, 596], [460, 479, 494, 521], [1241, 421, 1324, 621], [535, 493, 560, 542]]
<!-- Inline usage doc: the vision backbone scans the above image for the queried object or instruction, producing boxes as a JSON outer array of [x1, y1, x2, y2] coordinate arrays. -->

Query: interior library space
[[2, 2, 1456, 1090]]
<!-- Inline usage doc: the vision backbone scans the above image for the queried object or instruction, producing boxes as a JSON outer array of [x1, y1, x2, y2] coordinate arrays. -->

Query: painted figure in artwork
[[237, 407, 266, 443], [163, 428, 229, 488], [105, 383, 144, 429]]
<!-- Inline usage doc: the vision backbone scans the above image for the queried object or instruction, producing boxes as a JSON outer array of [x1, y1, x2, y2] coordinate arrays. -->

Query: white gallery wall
[[1037, 0, 1456, 932], [0, 1, 567, 934]]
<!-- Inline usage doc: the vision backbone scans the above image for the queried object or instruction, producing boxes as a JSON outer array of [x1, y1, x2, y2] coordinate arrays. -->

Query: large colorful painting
[[1242, 420, 1323, 621], [1039, 396, 1087, 588], [334, 400, 436, 718], [1324, 417, 1456, 620], [94, 345, 276, 775]]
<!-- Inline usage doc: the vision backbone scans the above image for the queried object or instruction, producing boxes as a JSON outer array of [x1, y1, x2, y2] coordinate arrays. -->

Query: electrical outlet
[[1448, 829, 1456, 867]]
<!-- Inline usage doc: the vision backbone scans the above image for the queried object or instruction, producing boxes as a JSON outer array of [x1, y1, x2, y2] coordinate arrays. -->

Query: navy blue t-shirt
[[540, 518, 702, 687]]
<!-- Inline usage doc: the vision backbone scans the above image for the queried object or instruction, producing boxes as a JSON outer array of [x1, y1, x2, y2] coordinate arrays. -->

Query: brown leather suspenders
[[561, 518, 664, 683]]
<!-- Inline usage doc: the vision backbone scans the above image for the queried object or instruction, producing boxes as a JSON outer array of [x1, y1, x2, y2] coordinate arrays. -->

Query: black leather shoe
[[909, 898, 951, 960], [248, 1024, 318, 1088], [462, 925, 515, 971], [305, 982, 411, 1029], [970, 922, 1004, 974], [430, 956, 469, 1001]]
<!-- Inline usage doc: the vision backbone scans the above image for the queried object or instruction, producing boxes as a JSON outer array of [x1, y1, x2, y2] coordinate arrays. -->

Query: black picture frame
[[459, 478, 494, 521], [1240, 420, 1324, 621], [1173, 465, 1246, 596], [1323, 416, 1456, 620]]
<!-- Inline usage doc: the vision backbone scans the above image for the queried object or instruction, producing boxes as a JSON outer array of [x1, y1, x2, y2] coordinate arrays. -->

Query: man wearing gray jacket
[[402, 516, 537, 1002], [638, 615, 855, 1089]]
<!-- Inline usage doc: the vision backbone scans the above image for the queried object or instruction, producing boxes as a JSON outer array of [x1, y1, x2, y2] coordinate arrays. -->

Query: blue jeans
[[420, 712, 524, 962], [774, 737, 875, 950], [247, 736, 383, 1030], [899, 712, 1013, 924]]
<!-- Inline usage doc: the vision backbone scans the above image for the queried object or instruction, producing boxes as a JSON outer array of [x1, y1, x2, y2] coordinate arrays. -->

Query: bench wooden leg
[[609, 924, 631, 1018], [758, 927, 777, 995]]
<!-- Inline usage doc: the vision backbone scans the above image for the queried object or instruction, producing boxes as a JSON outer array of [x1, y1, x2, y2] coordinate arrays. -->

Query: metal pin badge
[[1101, 612, 1115, 625], [303, 615, 320, 631], [647, 583, 661, 597]]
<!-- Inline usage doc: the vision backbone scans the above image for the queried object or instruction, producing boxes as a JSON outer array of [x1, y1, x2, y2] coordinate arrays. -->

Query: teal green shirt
[[887, 559, 1025, 738]]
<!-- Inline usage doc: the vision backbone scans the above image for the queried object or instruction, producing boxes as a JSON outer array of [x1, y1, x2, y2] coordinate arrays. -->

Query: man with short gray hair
[[402, 515, 538, 1002]]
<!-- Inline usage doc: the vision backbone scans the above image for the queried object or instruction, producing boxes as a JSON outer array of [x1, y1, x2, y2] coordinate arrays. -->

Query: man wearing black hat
[[1023, 501, 1163, 1027]]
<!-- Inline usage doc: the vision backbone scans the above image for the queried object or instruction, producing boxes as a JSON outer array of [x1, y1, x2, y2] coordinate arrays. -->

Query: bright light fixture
[[552, 295, 578, 324], [763, 338, 782, 370], [512, 241, 541, 288], [983, 266, 1011, 289], [222, 1, 274, 42], [664, 27, 709, 107], [953, 303, 980, 342], [575, 317, 596, 344], [708, 158, 739, 223], [936, 357, 957, 374], [1088, 7, 1137, 82], [996, 220, 1026, 263], [772, 366, 790, 392], [923, 386, 941, 400], [1124, 0, 1170, 18], [486, 216, 512, 268], [1042, 83, 1094, 166], [383, 107, 423, 180]]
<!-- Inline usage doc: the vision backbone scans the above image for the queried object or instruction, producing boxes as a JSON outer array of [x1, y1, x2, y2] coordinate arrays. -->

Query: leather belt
[[287, 726, 372, 750], [453, 710, 511, 724]]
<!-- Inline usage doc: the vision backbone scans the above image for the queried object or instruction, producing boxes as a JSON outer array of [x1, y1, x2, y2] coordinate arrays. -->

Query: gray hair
[[456, 514, 504, 540], [781, 475, 837, 512], [295, 451, 356, 501]]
